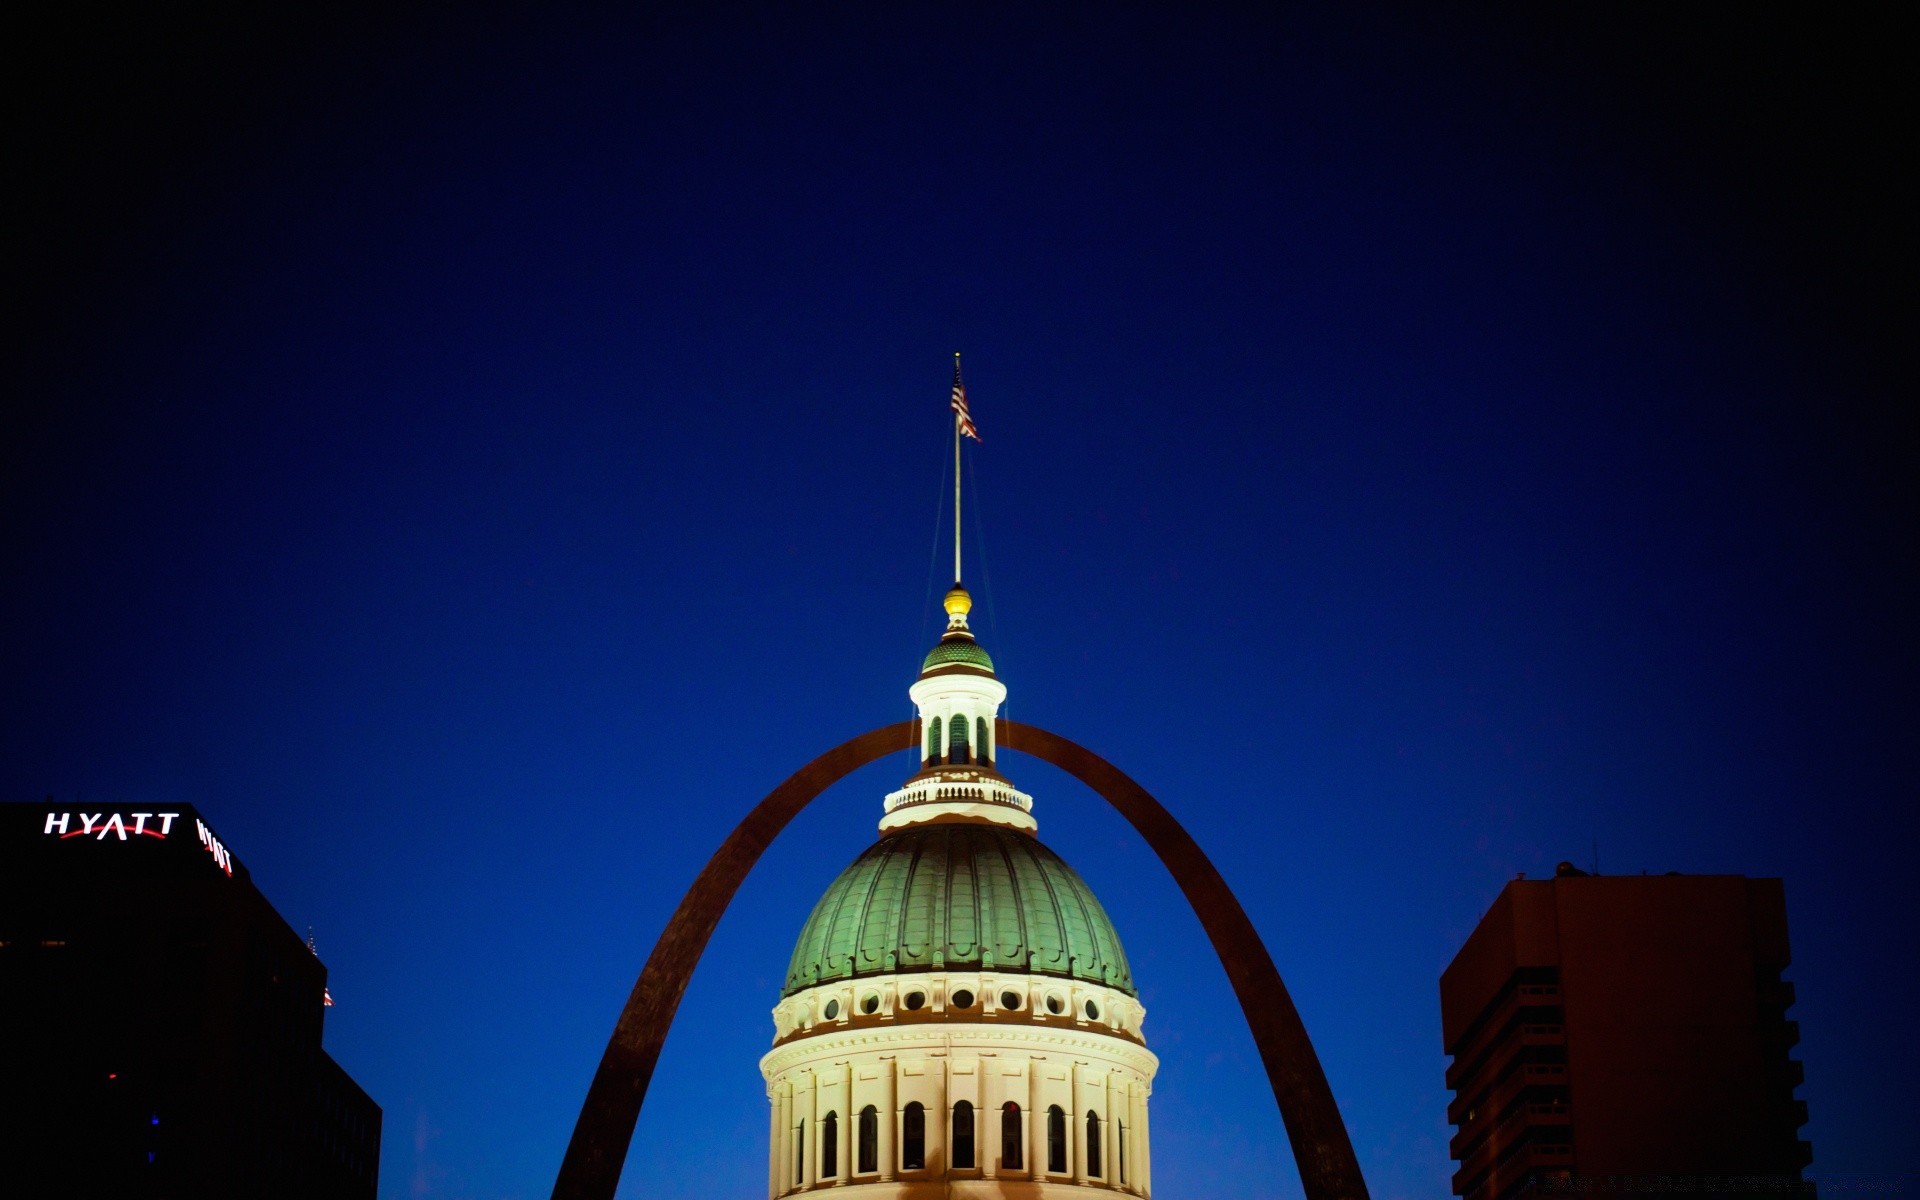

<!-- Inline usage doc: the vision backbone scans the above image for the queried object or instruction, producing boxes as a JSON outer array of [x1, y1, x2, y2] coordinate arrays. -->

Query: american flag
[[323, 988, 335, 1007], [951, 359, 981, 441]]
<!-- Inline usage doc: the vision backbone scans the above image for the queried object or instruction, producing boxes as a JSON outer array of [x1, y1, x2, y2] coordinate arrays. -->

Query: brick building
[[1441, 866, 1810, 1200]]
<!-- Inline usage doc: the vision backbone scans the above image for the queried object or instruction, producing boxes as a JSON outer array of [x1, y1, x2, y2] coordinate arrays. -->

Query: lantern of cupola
[[911, 584, 1003, 767], [887, 584, 1033, 835]]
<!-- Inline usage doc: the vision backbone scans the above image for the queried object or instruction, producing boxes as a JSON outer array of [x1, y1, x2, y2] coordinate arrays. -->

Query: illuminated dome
[[782, 822, 1135, 998], [920, 638, 995, 673]]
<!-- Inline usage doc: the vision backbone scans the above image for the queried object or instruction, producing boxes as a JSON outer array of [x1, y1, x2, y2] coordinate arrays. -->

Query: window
[[821, 1111, 838, 1178], [1086, 1110, 1102, 1176], [1047, 1105, 1067, 1173], [1001, 990, 1022, 1010], [795, 1119, 805, 1185], [902, 1102, 925, 1170], [858, 1106, 878, 1173], [1002, 1102, 1023, 1170], [1118, 1119, 1127, 1183], [949, 715, 970, 764], [952, 1100, 975, 1168], [925, 717, 942, 764], [951, 989, 975, 1009], [977, 716, 990, 764]]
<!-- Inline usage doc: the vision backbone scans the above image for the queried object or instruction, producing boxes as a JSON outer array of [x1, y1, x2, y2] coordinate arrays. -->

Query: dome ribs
[[783, 881, 842, 992], [1048, 852, 1105, 985], [781, 826, 1138, 997], [898, 829, 940, 964], [816, 842, 880, 983], [979, 831, 1027, 966], [946, 828, 980, 961], [854, 838, 907, 976], [1010, 835, 1070, 974], [1083, 879, 1134, 990]]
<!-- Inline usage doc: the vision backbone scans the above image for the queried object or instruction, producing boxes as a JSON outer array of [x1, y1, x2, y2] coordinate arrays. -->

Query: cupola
[[883, 583, 1033, 834]]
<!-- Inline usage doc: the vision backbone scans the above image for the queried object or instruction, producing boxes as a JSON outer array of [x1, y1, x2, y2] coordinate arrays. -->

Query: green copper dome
[[783, 824, 1133, 998], [921, 637, 995, 673]]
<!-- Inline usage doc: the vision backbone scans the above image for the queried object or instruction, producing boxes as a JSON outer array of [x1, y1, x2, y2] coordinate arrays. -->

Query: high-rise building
[[1, 801, 381, 1199], [762, 583, 1156, 1197], [1441, 865, 1811, 1200]]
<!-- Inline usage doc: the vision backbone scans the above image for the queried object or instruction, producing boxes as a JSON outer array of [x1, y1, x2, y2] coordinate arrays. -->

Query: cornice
[[760, 1023, 1160, 1081]]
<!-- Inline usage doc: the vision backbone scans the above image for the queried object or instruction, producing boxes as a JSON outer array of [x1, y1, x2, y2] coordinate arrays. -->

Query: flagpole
[[953, 352, 964, 585]]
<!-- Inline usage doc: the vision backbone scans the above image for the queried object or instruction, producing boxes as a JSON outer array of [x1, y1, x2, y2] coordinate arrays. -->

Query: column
[[1138, 1084, 1152, 1196], [803, 1073, 819, 1188], [768, 1088, 783, 1197], [981, 1062, 997, 1181], [931, 1054, 948, 1172], [1072, 1062, 1089, 1184], [1121, 1082, 1136, 1190], [1104, 1075, 1118, 1186], [878, 1058, 896, 1182], [838, 1063, 853, 1184], [1025, 1060, 1042, 1181]]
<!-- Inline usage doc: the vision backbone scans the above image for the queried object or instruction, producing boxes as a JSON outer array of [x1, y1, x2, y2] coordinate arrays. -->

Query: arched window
[[949, 714, 970, 764], [1086, 1110, 1102, 1176], [1118, 1118, 1127, 1183], [902, 1102, 925, 1170], [1046, 1105, 1067, 1174], [1001, 1102, 1023, 1170], [794, 1118, 805, 1185], [952, 1100, 975, 1169], [857, 1105, 878, 1174], [977, 716, 990, 765], [821, 1111, 838, 1178], [925, 716, 942, 764]]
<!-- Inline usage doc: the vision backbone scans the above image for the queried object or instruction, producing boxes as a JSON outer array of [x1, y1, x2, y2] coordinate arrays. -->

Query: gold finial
[[943, 583, 973, 627]]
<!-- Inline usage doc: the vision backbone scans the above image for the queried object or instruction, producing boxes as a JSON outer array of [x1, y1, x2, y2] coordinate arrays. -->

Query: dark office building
[[1441, 866, 1810, 1200], [1, 801, 380, 1199]]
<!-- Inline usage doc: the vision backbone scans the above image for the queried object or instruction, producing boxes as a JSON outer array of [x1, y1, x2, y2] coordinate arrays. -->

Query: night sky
[[5, 5, 1911, 1198]]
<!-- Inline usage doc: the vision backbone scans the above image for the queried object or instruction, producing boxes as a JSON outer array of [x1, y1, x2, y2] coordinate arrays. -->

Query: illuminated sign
[[44, 811, 180, 840], [195, 819, 233, 876], [39, 810, 234, 877]]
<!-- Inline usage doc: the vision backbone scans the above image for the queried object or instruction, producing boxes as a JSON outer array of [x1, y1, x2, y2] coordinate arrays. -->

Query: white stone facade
[[762, 973, 1155, 1197]]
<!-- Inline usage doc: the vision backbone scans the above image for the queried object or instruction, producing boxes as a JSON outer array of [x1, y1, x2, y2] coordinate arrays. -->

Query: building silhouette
[[1441, 864, 1811, 1200], [1, 801, 380, 1199], [762, 584, 1156, 1196]]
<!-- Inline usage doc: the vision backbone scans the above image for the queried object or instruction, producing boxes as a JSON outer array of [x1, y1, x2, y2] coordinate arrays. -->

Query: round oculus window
[[904, 991, 927, 1011], [951, 989, 975, 1009], [1084, 999, 1100, 1020], [861, 993, 880, 1015], [1000, 990, 1022, 1010], [1045, 994, 1064, 1014], [823, 999, 840, 1019]]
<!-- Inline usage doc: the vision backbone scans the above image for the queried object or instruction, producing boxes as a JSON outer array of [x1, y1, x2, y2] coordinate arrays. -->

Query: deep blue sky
[[5, 5, 1911, 1198]]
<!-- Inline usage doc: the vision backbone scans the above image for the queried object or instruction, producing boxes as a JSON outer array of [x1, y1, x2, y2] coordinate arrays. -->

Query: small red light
[[108, 1073, 118, 1080]]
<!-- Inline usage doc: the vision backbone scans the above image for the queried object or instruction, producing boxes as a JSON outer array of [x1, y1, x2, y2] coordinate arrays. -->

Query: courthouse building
[[762, 584, 1156, 1197]]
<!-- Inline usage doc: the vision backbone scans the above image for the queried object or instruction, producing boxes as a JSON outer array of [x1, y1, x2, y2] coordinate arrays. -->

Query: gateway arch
[[550, 719, 1369, 1200]]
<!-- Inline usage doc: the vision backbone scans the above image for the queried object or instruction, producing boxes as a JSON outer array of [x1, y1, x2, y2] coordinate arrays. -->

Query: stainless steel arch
[[551, 720, 1368, 1200]]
